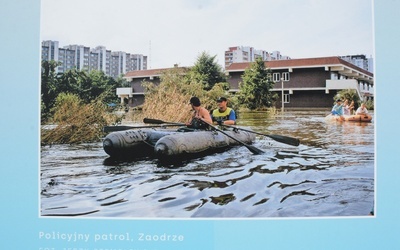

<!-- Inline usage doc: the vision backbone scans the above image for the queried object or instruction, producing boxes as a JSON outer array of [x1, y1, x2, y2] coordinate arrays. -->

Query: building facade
[[41, 40, 147, 78], [226, 56, 374, 109]]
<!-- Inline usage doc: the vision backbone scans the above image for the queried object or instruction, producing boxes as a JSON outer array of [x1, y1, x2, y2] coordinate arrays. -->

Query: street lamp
[[273, 72, 290, 112]]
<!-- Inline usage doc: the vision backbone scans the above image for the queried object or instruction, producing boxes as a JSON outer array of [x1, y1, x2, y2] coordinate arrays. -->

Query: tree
[[57, 68, 86, 95], [238, 57, 276, 110], [41, 63, 123, 123], [41, 60, 61, 117], [188, 51, 227, 91], [52, 69, 121, 105]]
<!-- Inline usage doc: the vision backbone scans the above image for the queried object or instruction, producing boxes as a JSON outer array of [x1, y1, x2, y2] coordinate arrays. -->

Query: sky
[[40, 0, 374, 69]]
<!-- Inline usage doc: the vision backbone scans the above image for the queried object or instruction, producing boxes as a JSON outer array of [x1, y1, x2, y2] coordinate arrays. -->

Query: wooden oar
[[221, 124, 300, 146], [143, 118, 264, 155], [103, 124, 183, 133]]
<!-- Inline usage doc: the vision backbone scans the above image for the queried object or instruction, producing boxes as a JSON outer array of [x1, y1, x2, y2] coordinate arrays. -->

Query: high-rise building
[[340, 54, 374, 73], [41, 40, 147, 78], [224, 46, 291, 68], [225, 46, 373, 73]]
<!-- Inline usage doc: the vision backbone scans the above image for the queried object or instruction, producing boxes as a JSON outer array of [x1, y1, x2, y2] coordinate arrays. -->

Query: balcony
[[326, 79, 374, 100], [116, 87, 133, 104], [326, 79, 358, 90]]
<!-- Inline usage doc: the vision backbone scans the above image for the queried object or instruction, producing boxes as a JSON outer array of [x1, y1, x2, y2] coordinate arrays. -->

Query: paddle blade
[[143, 118, 165, 124], [247, 145, 265, 155], [267, 134, 300, 146]]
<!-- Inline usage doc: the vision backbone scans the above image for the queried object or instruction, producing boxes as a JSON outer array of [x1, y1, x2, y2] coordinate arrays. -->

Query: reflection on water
[[40, 111, 374, 218]]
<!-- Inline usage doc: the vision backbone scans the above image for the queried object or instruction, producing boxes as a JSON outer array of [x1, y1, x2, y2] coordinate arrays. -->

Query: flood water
[[40, 110, 375, 218]]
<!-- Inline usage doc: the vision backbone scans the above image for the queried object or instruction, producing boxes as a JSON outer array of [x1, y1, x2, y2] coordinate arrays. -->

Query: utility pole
[[273, 72, 290, 112], [149, 40, 152, 69]]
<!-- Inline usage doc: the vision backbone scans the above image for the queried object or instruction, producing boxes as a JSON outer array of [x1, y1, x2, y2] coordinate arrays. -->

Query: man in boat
[[211, 96, 237, 125], [186, 96, 213, 129], [331, 99, 344, 120], [355, 103, 369, 115]]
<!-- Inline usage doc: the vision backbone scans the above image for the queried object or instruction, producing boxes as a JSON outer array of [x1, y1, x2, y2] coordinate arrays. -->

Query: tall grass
[[135, 68, 228, 123]]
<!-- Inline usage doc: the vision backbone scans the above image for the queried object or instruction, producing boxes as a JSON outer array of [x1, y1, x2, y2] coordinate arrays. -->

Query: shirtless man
[[186, 97, 212, 128]]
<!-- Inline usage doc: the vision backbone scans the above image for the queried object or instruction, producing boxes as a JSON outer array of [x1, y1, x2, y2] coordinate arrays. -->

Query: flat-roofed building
[[226, 56, 374, 109]]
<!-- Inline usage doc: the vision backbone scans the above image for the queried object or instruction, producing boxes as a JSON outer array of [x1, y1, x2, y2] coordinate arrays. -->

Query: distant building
[[224, 46, 374, 74], [224, 46, 291, 68], [340, 54, 374, 73], [41, 40, 147, 78]]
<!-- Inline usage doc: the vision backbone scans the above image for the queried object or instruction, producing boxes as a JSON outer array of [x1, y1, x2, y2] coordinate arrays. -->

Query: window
[[273, 72, 280, 82], [284, 94, 290, 103], [282, 72, 290, 81]]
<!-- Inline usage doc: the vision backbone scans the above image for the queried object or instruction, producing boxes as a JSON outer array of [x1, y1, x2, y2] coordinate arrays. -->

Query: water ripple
[[40, 111, 374, 218]]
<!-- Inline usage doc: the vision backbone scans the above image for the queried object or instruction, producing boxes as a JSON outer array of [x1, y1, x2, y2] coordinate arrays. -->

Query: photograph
[[40, 0, 374, 219], [2, 0, 400, 249]]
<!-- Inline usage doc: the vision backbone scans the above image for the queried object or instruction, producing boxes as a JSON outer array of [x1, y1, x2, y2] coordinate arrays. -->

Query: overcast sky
[[41, 0, 374, 69]]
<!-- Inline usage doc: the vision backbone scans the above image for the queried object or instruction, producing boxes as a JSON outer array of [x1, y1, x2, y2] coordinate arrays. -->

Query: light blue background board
[[1, 0, 399, 249]]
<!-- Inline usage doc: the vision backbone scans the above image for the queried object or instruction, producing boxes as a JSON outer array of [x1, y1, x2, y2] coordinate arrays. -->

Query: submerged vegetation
[[139, 67, 228, 123], [41, 93, 122, 145]]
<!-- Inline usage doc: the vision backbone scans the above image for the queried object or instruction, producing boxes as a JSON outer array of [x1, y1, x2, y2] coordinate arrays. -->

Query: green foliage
[[238, 57, 277, 110], [41, 60, 62, 120], [41, 61, 123, 123], [57, 69, 118, 104], [188, 51, 227, 91], [364, 99, 374, 110], [334, 89, 360, 104]]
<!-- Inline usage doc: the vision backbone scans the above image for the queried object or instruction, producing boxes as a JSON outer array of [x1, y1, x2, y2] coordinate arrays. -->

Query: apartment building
[[340, 54, 374, 73], [224, 46, 291, 68], [224, 46, 374, 74], [41, 40, 147, 78]]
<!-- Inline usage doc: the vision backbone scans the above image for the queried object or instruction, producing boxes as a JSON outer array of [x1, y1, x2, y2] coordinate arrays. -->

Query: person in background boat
[[211, 96, 237, 125], [343, 99, 351, 115], [349, 100, 355, 115], [331, 99, 344, 120], [355, 103, 368, 115], [186, 96, 213, 129]]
